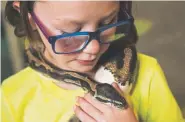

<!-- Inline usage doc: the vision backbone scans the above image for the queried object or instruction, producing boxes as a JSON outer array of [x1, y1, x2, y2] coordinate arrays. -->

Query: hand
[[74, 83, 138, 122]]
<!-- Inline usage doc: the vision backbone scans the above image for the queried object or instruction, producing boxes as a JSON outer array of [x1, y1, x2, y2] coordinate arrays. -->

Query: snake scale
[[25, 45, 137, 111]]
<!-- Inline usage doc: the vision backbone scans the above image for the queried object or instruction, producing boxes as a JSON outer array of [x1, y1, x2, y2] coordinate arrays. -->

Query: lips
[[76, 54, 98, 65], [76, 58, 97, 65]]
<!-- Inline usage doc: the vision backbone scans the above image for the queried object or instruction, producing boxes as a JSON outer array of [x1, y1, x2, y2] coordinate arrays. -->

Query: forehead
[[34, 1, 119, 19]]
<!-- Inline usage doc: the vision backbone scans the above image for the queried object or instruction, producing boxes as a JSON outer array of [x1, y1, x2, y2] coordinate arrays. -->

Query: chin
[[74, 65, 95, 73]]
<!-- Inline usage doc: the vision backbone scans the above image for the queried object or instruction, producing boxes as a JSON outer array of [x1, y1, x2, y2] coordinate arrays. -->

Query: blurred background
[[1, 1, 185, 116]]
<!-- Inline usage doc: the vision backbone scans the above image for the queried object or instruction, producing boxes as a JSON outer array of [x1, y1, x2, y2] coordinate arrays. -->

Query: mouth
[[76, 58, 97, 65]]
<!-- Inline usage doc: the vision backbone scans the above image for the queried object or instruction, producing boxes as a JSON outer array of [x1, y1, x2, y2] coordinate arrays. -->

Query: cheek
[[40, 35, 78, 70], [55, 55, 75, 65], [50, 52, 79, 71]]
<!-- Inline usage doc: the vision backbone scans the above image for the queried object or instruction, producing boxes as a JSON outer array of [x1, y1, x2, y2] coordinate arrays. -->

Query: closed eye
[[60, 28, 81, 34], [99, 16, 118, 27]]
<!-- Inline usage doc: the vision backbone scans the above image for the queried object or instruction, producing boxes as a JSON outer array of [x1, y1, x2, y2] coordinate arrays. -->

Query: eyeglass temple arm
[[30, 12, 50, 39]]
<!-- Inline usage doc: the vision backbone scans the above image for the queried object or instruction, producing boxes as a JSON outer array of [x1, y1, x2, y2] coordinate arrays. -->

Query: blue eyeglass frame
[[30, 11, 134, 54]]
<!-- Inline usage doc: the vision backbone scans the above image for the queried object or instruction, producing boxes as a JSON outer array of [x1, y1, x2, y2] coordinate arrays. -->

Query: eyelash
[[100, 16, 118, 27], [60, 28, 81, 34]]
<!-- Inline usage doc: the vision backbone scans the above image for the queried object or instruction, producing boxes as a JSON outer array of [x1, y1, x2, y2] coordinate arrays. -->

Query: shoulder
[[137, 53, 166, 84], [131, 53, 167, 119], [1, 67, 44, 120], [137, 53, 158, 68], [1, 67, 41, 97], [136, 54, 184, 121], [132, 53, 165, 100], [133, 53, 169, 103], [137, 53, 159, 82]]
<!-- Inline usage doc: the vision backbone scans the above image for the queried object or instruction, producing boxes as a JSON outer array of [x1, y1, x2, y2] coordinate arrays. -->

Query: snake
[[25, 44, 137, 110]]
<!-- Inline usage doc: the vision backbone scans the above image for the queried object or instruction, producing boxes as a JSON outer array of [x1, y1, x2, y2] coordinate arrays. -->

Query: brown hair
[[5, 1, 138, 64]]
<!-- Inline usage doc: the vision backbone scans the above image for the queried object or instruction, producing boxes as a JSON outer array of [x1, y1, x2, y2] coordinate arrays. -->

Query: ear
[[13, 1, 37, 31], [12, 1, 20, 12]]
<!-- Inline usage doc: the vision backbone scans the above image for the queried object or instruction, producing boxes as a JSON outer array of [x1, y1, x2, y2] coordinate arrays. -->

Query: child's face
[[32, 1, 119, 74]]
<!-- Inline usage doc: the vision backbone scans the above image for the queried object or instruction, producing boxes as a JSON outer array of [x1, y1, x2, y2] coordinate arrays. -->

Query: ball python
[[25, 45, 137, 110]]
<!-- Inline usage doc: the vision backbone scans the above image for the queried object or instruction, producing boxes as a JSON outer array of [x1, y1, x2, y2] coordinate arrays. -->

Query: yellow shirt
[[1, 54, 184, 122]]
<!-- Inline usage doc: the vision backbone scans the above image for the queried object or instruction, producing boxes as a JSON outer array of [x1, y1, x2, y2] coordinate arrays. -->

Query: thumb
[[112, 82, 123, 96]]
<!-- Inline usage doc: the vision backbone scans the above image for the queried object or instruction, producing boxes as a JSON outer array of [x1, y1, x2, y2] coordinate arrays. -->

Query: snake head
[[94, 83, 128, 109]]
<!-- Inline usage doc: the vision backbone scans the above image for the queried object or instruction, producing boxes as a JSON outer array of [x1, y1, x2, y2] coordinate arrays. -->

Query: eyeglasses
[[30, 11, 133, 54]]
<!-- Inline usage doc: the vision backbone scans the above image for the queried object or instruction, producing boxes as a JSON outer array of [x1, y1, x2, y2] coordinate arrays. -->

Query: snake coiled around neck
[[25, 44, 137, 109]]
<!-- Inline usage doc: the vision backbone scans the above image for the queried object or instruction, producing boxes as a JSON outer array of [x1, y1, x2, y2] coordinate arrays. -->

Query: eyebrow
[[54, 18, 82, 26], [52, 18, 82, 31]]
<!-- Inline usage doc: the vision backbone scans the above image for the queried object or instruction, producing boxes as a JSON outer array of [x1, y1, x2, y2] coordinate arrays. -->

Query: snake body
[[25, 46, 137, 110]]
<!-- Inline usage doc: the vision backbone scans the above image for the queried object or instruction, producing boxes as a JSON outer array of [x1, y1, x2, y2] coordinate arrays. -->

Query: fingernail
[[112, 82, 116, 85], [112, 82, 116, 87]]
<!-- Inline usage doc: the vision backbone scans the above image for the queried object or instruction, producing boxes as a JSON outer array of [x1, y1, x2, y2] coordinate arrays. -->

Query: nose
[[83, 39, 100, 55]]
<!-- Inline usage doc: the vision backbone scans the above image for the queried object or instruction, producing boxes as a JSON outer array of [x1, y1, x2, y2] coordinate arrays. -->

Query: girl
[[2, 1, 184, 122]]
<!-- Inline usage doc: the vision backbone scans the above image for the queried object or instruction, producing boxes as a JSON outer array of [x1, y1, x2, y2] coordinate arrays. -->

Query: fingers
[[112, 82, 123, 97], [77, 97, 104, 121], [112, 82, 130, 109], [74, 105, 96, 122]]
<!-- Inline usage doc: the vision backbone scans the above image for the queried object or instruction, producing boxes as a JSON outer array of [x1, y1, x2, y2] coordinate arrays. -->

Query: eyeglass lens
[[54, 23, 130, 53]]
